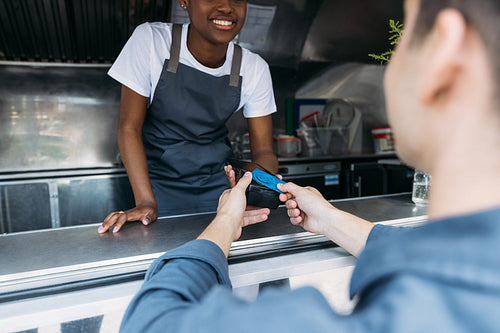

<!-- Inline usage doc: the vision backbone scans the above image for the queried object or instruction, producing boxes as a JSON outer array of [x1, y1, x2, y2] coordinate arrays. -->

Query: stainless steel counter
[[0, 193, 428, 332], [0, 193, 426, 299]]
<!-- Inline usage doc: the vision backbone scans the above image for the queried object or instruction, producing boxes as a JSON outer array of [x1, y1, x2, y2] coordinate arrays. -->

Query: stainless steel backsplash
[[0, 64, 121, 172]]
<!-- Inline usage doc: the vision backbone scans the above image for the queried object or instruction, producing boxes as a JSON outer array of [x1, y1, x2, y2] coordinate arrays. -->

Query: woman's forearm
[[247, 115, 278, 174], [252, 150, 279, 174], [118, 126, 156, 207], [117, 85, 157, 208]]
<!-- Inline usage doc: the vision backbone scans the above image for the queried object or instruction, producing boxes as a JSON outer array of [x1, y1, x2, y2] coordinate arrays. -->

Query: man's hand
[[198, 172, 268, 257], [278, 182, 374, 257], [225, 164, 272, 224], [277, 182, 334, 236], [216, 171, 253, 238]]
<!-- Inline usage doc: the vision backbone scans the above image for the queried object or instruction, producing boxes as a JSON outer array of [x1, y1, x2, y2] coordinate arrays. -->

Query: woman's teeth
[[213, 20, 233, 26]]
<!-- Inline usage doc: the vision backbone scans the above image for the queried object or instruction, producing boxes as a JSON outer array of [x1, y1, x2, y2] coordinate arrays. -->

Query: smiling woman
[[182, 0, 247, 67], [100, 0, 278, 233]]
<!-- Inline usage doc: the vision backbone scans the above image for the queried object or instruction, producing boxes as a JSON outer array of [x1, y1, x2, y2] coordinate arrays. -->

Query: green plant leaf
[[368, 19, 404, 64]]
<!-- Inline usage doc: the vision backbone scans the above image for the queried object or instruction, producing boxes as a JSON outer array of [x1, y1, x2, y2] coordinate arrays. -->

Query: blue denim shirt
[[120, 208, 500, 332]]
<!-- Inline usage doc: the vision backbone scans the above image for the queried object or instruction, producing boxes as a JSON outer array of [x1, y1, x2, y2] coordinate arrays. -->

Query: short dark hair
[[412, 0, 500, 101]]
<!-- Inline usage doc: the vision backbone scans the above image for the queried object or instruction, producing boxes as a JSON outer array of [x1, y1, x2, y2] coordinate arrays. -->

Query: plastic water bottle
[[412, 170, 431, 206]]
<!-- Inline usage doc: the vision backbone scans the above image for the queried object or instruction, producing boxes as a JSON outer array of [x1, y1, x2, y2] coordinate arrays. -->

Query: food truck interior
[[0, 1, 426, 332]]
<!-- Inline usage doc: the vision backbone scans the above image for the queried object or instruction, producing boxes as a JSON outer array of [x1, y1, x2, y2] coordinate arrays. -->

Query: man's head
[[384, 0, 500, 172], [412, 0, 500, 94]]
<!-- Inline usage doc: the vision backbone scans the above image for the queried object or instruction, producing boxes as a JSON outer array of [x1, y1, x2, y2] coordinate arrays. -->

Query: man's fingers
[[243, 213, 269, 225], [234, 171, 252, 190], [285, 199, 298, 209], [286, 207, 303, 225], [279, 192, 294, 202], [243, 208, 270, 225], [244, 208, 270, 218], [287, 207, 301, 218], [290, 215, 303, 225], [277, 181, 301, 194]]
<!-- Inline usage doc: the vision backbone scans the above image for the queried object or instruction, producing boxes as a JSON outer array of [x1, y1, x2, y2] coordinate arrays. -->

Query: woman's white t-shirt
[[108, 23, 276, 118]]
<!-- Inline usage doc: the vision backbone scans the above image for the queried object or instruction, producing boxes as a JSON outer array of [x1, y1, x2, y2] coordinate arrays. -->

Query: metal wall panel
[[0, 173, 135, 233], [58, 175, 134, 227], [0, 64, 121, 172], [0, 183, 52, 232]]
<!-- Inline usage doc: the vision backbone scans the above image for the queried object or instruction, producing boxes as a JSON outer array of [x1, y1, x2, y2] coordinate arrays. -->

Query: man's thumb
[[278, 181, 299, 194], [236, 171, 253, 189]]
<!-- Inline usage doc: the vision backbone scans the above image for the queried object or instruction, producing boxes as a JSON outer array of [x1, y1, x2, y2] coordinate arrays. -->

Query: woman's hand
[[224, 165, 237, 188], [99, 201, 158, 233]]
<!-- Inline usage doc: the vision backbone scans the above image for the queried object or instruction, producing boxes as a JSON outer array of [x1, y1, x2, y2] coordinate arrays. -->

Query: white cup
[[277, 136, 302, 157]]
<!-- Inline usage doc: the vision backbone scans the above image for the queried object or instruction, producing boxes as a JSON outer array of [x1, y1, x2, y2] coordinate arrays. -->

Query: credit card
[[252, 169, 286, 194]]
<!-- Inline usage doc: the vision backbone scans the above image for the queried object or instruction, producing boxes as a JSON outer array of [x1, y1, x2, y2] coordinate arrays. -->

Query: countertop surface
[[0, 193, 428, 331], [0, 193, 426, 278]]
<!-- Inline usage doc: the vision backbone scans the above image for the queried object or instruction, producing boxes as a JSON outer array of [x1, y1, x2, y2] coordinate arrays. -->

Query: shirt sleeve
[[107, 23, 153, 98], [120, 239, 231, 332], [242, 55, 277, 118], [120, 234, 467, 332], [366, 224, 410, 244], [119, 238, 352, 333]]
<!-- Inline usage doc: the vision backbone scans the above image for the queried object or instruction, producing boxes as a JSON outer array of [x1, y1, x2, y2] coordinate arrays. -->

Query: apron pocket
[[154, 140, 232, 179]]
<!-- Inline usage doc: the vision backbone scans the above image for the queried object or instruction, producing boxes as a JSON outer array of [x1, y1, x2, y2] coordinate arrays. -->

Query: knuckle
[[116, 219, 127, 227], [103, 219, 113, 227]]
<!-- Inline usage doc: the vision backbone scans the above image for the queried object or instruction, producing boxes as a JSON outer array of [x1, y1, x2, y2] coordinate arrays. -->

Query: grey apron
[[142, 24, 242, 216]]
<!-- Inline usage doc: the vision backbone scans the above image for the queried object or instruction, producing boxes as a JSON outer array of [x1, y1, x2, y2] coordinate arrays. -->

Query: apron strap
[[167, 23, 242, 88], [229, 44, 242, 88], [167, 24, 182, 73]]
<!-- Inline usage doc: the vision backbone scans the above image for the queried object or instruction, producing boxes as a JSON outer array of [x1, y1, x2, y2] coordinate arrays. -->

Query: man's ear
[[418, 9, 467, 106]]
